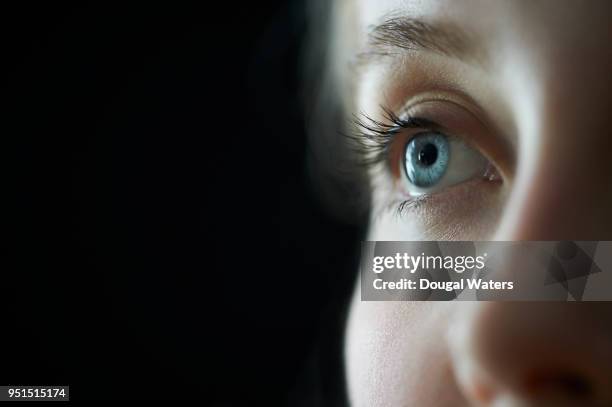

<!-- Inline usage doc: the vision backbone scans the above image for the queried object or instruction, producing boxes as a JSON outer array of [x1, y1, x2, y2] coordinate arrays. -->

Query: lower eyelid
[[393, 176, 503, 218]]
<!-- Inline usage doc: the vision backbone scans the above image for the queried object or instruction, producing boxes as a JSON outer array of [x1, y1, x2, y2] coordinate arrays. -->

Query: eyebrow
[[356, 15, 484, 67]]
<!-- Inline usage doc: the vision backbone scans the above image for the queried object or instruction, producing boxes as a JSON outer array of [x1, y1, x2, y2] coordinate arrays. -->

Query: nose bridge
[[496, 67, 612, 240]]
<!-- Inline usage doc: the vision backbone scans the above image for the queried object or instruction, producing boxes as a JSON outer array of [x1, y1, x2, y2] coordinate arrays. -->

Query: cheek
[[368, 213, 423, 240], [345, 295, 465, 406], [344, 297, 420, 406]]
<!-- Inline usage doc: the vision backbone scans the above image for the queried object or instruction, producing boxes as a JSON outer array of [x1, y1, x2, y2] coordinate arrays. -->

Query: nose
[[449, 302, 612, 406], [448, 82, 612, 405]]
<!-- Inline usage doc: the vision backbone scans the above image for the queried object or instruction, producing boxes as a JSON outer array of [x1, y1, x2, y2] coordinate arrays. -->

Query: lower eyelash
[[397, 196, 430, 215], [373, 193, 432, 221]]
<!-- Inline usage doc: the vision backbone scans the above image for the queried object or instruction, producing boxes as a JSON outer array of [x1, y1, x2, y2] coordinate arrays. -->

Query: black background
[[5, 2, 362, 405]]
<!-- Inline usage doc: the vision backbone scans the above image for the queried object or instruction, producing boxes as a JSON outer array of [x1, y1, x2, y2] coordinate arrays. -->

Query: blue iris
[[404, 132, 449, 188]]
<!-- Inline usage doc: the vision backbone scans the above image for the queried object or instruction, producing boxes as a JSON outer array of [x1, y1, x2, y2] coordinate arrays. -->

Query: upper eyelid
[[398, 93, 492, 135]]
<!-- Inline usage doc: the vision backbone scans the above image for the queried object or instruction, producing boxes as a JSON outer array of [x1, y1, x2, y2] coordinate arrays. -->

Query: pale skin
[[337, 0, 612, 406]]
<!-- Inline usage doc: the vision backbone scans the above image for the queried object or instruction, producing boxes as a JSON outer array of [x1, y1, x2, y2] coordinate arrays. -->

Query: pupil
[[418, 143, 438, 166]]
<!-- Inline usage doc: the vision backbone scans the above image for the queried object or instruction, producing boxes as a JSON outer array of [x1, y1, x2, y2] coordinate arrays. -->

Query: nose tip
[[448, 302, 612, 406]]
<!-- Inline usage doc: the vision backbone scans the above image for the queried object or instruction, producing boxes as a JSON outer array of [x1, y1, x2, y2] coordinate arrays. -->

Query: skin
[[337, 0, 612, 405]]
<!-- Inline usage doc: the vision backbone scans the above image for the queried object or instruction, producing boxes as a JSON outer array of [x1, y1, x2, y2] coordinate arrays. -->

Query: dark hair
[[302, 0, 371, 227], [291, 1, 370, 405]]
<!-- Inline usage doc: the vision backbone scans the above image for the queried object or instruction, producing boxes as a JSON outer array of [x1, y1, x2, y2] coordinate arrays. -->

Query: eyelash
[[349, 107, 437, 167], [348, 106, 439, 216]]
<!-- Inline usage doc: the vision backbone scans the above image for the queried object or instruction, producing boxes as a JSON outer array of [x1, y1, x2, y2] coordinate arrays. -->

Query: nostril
[[525, 369, 593, 400]]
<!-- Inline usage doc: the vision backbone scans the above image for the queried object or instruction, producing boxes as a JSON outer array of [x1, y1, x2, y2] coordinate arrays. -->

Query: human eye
[[401, 130, 495, 196], [352, 97, 507, 216]]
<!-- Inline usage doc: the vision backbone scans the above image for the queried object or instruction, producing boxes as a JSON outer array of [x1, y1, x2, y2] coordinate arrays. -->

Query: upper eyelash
[[347, 106, 437, 166]]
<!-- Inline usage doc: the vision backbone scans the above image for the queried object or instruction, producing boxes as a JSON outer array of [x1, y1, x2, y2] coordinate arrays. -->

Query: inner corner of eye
[[482, 162, 503, 183]]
